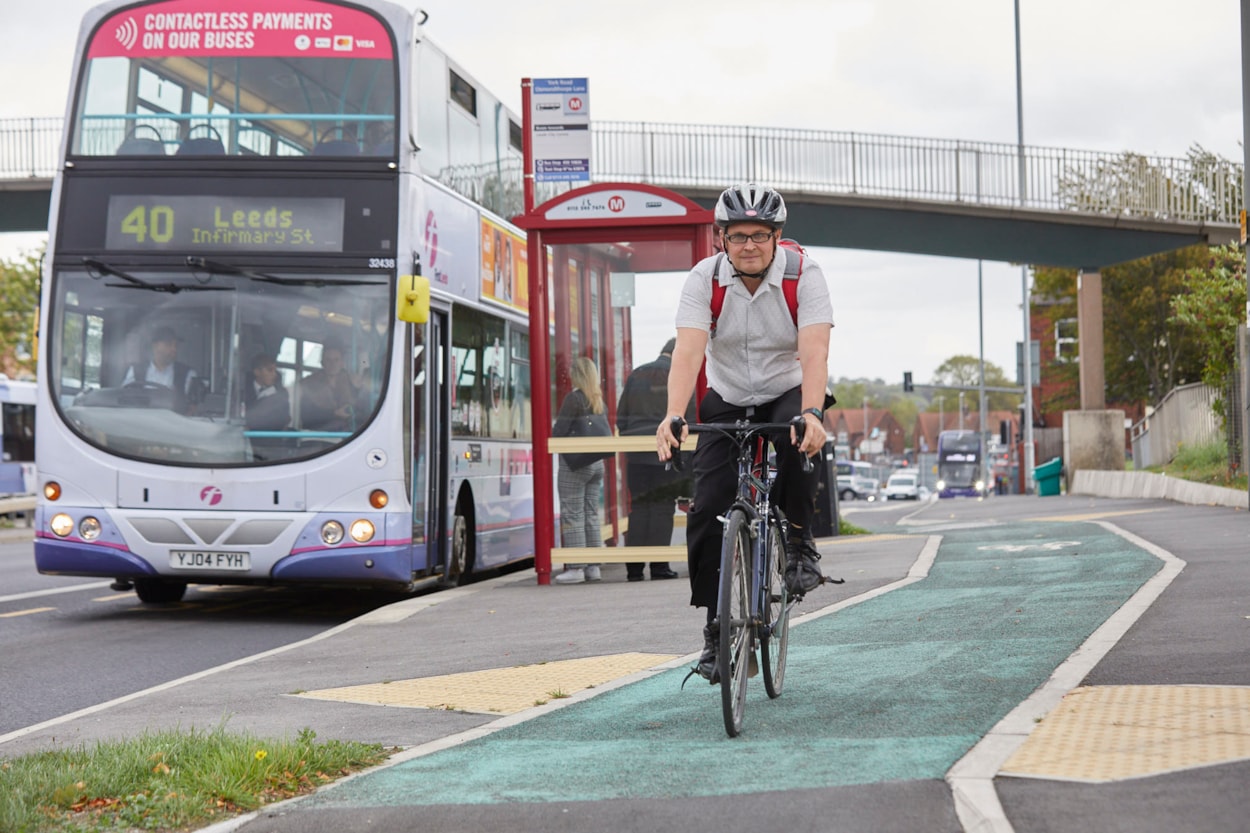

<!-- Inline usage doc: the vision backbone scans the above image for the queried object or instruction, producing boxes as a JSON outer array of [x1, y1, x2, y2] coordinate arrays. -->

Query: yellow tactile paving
[[1002, 685, 1250, 782], [295, 652, 680, 715], [1031, 509, 1155, 522], [827, 533, 914, 545]]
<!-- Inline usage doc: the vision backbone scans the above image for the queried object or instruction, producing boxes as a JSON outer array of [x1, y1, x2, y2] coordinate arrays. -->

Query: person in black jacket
[[617, 338, 691, 581]]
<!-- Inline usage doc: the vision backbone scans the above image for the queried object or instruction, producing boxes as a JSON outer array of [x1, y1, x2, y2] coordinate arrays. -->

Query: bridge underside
[[0, 182, 52, 235], [1, 180, 1237, 269], [681, 189, 1237, 270]]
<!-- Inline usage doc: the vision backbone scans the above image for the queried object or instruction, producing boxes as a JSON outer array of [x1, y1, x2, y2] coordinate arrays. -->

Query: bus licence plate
[[169, 550, 251, 571]]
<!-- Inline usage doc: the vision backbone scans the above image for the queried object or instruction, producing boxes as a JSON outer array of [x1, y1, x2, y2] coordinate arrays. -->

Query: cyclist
[[656, 183, 835, 680]]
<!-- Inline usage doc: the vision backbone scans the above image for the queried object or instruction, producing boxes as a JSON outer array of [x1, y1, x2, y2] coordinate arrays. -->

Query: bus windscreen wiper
[[186, 256, 386, 287], [83, 257, 230, 293]]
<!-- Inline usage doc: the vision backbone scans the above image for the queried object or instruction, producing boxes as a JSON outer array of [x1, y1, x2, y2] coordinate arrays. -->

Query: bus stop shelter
[[514, 183, 713, 584]]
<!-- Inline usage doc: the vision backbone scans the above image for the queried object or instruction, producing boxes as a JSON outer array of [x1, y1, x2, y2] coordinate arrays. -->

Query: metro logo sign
[[543, 189, 688, 221]]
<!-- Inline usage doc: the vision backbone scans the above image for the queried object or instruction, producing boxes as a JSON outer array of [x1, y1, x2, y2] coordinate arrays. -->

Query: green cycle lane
[[307, 521, 1162, 806]]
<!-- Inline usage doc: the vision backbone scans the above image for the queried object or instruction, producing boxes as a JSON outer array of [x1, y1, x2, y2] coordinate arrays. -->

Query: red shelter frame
[[514, 183, 713, 584]]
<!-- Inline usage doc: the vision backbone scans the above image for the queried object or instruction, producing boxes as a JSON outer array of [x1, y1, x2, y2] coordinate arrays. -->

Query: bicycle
[[669, 415, 818, 737]]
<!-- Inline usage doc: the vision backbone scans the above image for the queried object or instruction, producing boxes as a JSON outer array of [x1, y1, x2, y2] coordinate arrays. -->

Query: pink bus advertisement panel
[[74, 0, 396, 158]]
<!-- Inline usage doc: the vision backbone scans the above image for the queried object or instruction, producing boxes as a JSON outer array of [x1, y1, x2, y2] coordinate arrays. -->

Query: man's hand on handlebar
[[794, 411, 826, 457], [657, 414, 687, 462]]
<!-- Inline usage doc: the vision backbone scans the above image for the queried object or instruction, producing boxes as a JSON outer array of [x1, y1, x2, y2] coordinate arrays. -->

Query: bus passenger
[[122, 325, 201, 414], [655, 184, 836, 682], [299, 340, 367, 432], [243, 354, 290, 431]]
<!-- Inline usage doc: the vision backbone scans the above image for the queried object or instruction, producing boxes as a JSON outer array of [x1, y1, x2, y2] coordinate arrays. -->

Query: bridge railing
[[591, 122, 1242, 224], [0, 117, 62, 179], [4, 116, 1241, 226]]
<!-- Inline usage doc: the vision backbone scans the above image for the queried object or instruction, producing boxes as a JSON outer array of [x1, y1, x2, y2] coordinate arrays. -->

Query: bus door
[[420, 309, 452, 576]]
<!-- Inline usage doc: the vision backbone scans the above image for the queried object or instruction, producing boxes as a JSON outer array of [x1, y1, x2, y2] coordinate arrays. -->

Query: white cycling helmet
[[714, 183, 787, 229]]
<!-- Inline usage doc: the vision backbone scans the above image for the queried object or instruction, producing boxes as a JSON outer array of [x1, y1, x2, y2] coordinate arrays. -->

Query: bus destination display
[[106, 195, 345, 253]]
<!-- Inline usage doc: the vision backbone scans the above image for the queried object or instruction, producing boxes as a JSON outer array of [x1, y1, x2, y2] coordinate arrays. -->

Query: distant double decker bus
[[935, 430, 986, 498], [35, 0, 536, 602]]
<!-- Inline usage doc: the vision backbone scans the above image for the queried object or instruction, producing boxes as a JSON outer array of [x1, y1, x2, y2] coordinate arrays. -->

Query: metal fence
[[591, 122, 1241, 224], [0, 117, 62, 179], [1130, 383, 1224, 470], [4, 116, 1242, 226]]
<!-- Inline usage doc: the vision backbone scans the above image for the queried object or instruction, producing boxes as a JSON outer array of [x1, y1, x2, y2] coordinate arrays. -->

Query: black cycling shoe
[[784, 536, 824, 595], [682, 622, 721, 688]]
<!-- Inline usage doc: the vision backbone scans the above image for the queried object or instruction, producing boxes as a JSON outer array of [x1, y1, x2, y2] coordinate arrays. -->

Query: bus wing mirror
[[397, 274, 430, 323]]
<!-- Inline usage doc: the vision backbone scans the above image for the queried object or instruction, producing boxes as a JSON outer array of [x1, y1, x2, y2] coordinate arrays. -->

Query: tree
[[928, 355, 1020, 412], [0, 248, 41, 379], [1032, 247, 1207, 407], [1171, 244, 1247, 423]]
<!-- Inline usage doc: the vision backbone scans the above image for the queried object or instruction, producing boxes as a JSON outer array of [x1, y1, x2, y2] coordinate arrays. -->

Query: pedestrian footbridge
[[2, 116, 1239, 267]]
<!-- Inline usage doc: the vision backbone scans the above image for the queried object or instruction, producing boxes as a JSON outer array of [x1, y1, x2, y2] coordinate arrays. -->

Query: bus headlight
[[78, 516, 102, 540], [350, 519, 375, 543], [975, 480, 985, 493], [320, 520, 345, 545], [935, 480, 946, 492], [50, 513, 75, 537]]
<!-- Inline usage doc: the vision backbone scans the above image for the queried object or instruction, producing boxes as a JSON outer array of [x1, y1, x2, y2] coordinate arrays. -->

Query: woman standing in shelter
[[552, 356, 607, 584]]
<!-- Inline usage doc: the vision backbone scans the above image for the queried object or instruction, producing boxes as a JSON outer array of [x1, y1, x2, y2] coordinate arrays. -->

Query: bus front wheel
[[133, 579, 187, 604], [449, 513, 475, 586]]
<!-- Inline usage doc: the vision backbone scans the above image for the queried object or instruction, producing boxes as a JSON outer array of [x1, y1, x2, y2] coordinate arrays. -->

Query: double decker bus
[[935, 429, 986, 498], [1, 378, 37, 495], [35, 0, 536, 602]]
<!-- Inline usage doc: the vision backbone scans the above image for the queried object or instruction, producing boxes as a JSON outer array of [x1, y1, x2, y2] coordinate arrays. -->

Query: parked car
[[884, 471, 921, 500], [837, 473, 880, 502]]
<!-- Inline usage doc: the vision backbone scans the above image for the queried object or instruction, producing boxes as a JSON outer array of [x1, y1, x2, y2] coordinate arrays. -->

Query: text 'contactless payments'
[[106, 195, 345, 252]]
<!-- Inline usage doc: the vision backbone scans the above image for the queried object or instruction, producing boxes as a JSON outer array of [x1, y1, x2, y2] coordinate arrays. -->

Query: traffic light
[[903, 371, 913, 392]]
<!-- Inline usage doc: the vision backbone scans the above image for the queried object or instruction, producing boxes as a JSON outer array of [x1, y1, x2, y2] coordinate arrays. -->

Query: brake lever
[[791, 415, 814, 473], [666, 416, 687, 472]]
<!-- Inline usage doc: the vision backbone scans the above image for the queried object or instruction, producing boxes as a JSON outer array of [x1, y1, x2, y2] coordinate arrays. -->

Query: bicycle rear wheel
[[718, 508, 753, 737], [761, 508, 791, 698]]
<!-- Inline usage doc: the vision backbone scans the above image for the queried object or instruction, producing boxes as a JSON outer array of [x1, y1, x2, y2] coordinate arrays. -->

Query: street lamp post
[[1015, 0, 1036, 493], [978, 260, 988, 446]]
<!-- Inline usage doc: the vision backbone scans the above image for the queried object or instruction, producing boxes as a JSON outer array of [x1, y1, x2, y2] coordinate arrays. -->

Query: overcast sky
[[0, 0, 1242, 385]]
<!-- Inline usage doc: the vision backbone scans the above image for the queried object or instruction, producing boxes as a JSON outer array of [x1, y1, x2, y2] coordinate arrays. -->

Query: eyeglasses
[[724, 231, 776, 245]]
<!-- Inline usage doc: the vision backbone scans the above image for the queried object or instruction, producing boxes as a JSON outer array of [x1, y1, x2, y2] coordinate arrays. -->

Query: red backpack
[[696, 239, 806, 412]]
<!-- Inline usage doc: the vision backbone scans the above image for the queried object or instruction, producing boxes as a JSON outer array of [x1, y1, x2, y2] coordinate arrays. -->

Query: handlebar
[[667, 416, 813, 473]]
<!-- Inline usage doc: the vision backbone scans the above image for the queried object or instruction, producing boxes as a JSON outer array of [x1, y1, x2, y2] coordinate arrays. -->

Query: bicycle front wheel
[[718, 508, 753, 737], [761, 508, 791, 699]]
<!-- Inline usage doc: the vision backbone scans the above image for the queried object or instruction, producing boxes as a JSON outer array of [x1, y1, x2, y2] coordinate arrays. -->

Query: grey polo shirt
[[674, 250, 834, 406]]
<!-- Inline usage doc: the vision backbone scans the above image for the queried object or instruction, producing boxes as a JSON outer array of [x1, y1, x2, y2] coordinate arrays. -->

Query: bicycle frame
[[722, 430, 780, 639]]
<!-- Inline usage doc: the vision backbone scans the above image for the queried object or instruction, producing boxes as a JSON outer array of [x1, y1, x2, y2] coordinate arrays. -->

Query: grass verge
[[838, 517, 871, 536], [0, 725, 391, 832], [1147, 441, 1248, 492]]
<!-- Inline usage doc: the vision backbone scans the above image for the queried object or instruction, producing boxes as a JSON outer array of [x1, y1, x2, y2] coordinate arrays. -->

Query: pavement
[[1, 491, 1248, 833]]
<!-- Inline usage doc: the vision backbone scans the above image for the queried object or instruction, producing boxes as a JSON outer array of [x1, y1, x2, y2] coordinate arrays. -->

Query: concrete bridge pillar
[[1077, 269, 1105, 410]]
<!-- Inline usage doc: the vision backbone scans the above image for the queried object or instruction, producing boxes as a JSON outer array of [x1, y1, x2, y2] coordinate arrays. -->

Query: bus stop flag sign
[[531, 78, 591, 183]]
